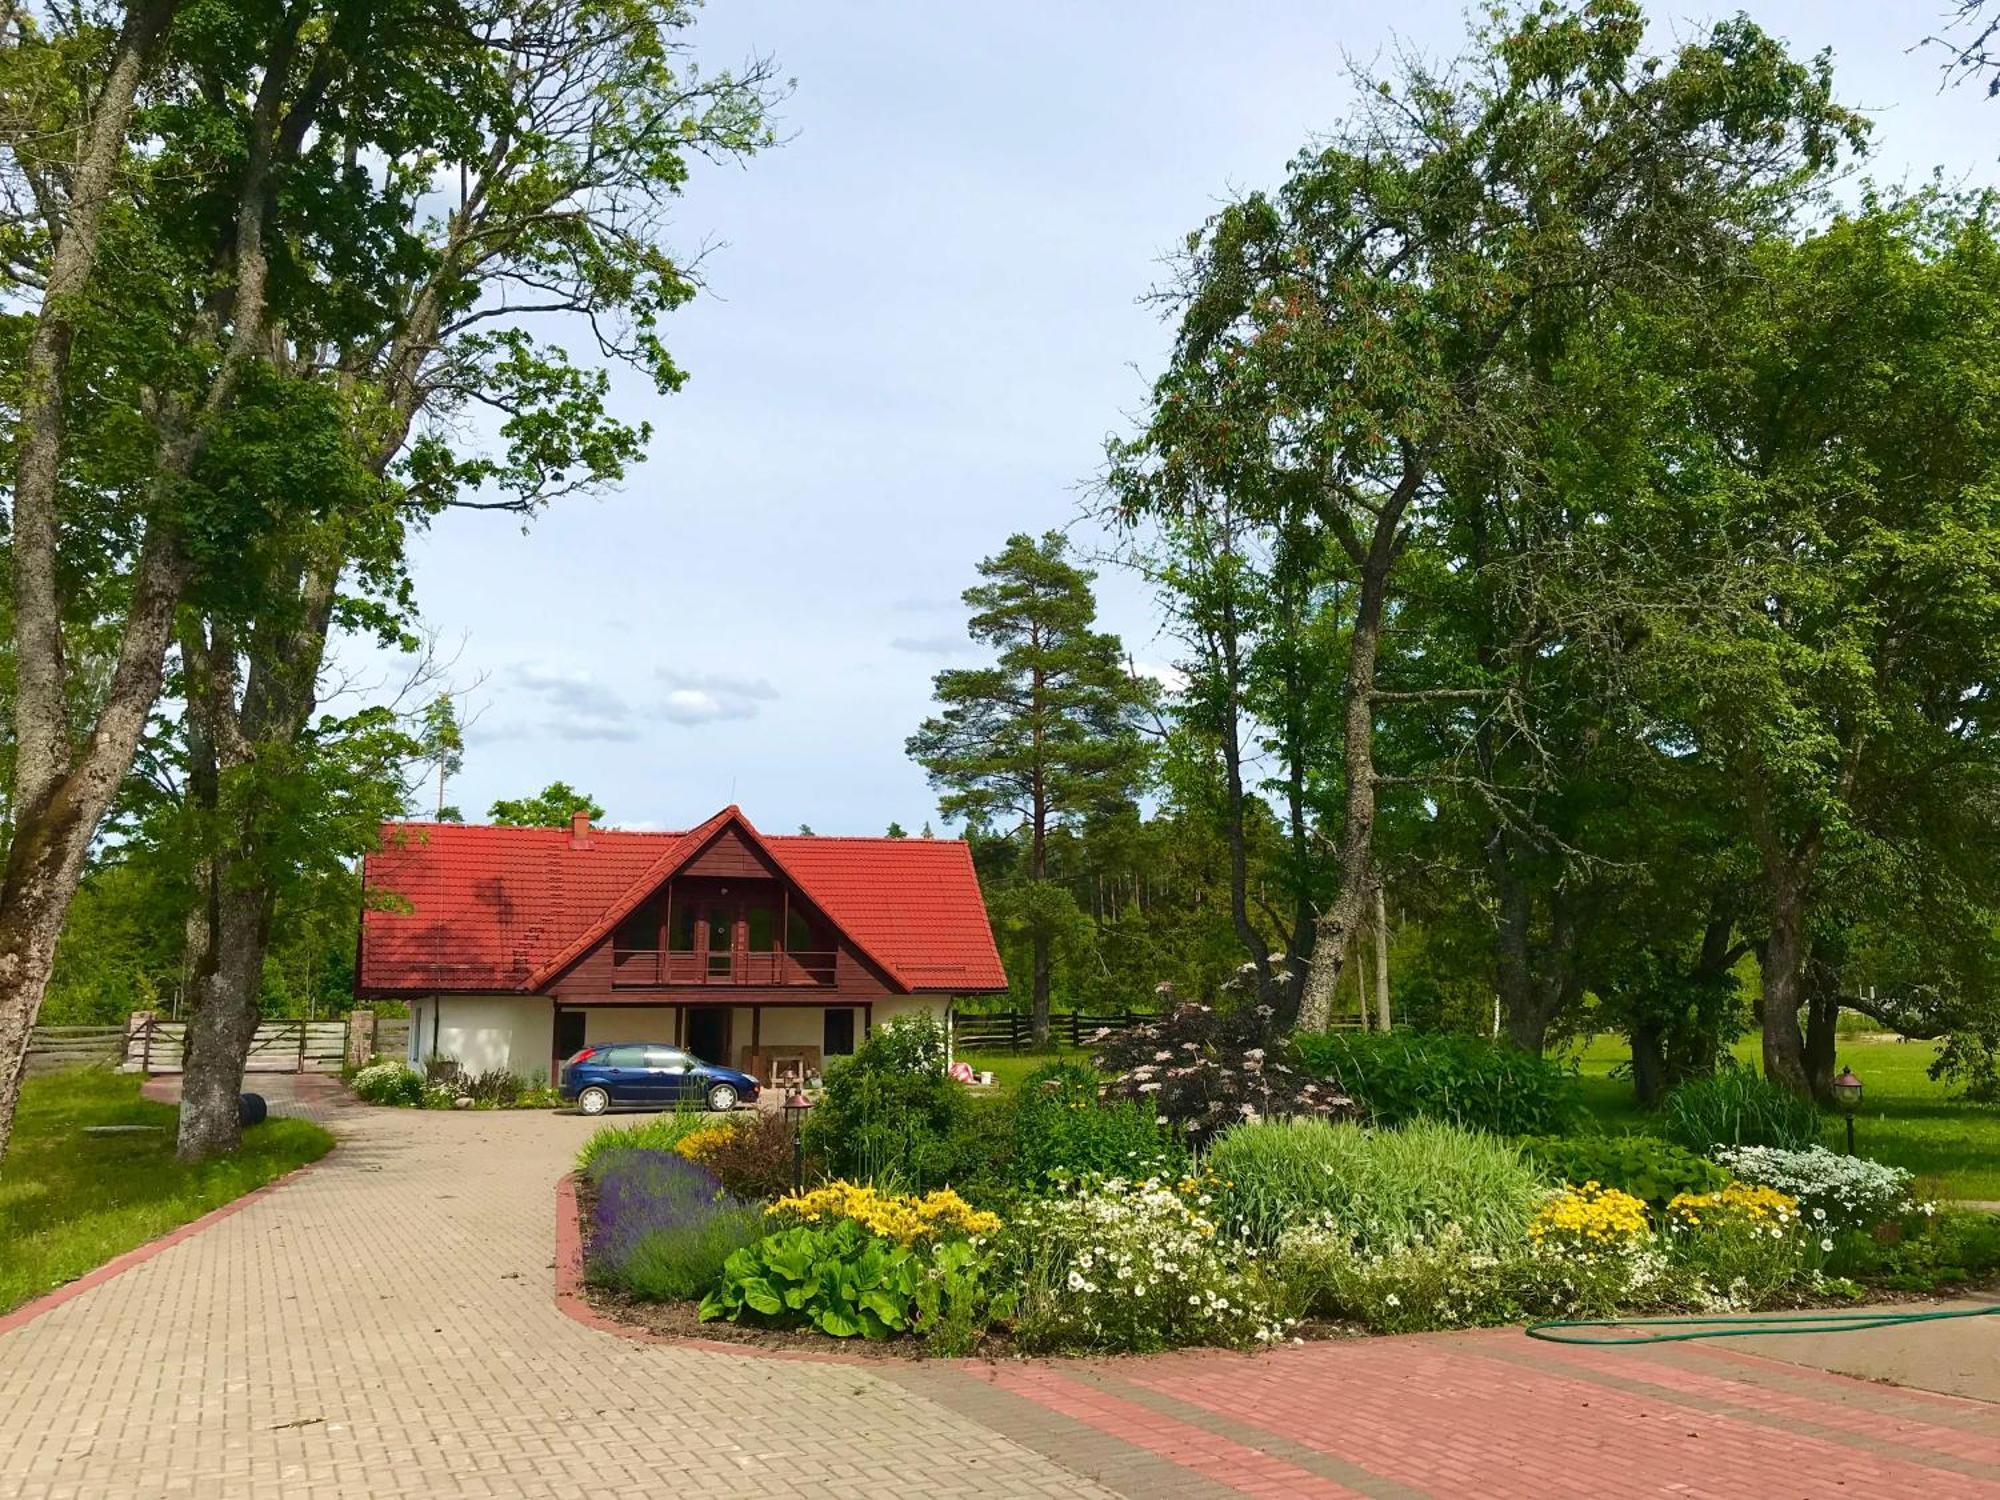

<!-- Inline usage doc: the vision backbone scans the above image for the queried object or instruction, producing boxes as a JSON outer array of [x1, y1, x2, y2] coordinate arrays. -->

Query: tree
[[157, 1, 779, 1158], [1111, 1, 1858, 1035], [1630, 198, 2000, 1100], [488, 783, 606, 829], [885, 821, 908, 838], [0, 0, 352, 1160], [908, 531, 1153, 1046]]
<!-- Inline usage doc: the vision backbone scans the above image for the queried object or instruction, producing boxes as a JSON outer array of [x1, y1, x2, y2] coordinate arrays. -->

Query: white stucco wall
[[413, 995, 554, 1082], [874, 996, 943, 1030], [402, 994, 954, 1081]]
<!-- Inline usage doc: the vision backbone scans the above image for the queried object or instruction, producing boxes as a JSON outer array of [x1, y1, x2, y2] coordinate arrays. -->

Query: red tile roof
[[357, 807, 1007, 996]]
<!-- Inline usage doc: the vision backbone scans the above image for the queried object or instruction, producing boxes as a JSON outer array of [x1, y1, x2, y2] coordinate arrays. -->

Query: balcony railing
[[610, 948, 838, 988]]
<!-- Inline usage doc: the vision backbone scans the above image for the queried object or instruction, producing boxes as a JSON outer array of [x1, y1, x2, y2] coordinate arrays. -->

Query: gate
[[123, 1016, 348, 1075]]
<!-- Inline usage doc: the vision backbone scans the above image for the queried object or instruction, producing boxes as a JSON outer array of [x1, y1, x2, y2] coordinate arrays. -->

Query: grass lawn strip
[[0, 1067, 334, 1314]]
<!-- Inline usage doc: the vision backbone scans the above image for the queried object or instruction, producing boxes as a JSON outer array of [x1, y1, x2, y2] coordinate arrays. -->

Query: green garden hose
[[1525, 1303, 2000, 1345]]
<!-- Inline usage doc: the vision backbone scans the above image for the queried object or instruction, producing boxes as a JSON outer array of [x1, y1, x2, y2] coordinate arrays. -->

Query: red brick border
[[0, 1149, 332, 1337]]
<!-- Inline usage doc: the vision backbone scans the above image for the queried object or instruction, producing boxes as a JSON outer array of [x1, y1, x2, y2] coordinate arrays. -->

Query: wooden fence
[[949, 1009, 1154, 1051], [24, 1025, 126, 1074], [376, 1017, 410, 1058], [122, 1017, 349, 1075]]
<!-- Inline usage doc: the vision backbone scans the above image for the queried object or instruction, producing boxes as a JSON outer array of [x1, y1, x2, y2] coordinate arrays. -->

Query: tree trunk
[[0, 1, 183, 1165], [176, 868, 269, 1160], [0, 850, 97, 1159], [1372, 881, 1391, 1032], [1801, 955, 1841, 1107], [1630, 1016, 1670, 1109], [1758, 881, 1812, 1096], [1296, 539, 1395, 1032]]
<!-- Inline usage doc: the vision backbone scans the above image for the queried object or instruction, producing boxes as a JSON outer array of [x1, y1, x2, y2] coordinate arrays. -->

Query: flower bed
[[350, 1058, 560, 1110], [566, 1016, 2000, 1356]]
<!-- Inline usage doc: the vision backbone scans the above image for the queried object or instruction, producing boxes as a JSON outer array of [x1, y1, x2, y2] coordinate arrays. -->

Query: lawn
[[1565, 1033, 2000, 1202], [0, 1068, 334, 1314], [976, 1048, 1087, 1093]]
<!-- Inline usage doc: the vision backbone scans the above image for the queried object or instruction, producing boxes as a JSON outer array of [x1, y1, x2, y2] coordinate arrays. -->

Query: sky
[[364, 1, 1999, 837]]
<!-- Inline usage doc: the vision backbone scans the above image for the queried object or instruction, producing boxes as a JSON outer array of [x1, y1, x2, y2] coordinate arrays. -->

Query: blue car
[[559, 1043, 760, 1117]]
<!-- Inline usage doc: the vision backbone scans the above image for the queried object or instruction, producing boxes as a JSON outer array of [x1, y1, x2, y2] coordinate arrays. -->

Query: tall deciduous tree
[[908, 532, 1153, 1047], [165, 0, 780, 1159], [1633, 197, 2000, 1100], [1113, 1, 1859, 1033]]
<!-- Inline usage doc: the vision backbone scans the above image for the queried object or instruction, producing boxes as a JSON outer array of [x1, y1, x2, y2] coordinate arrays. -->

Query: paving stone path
[[2, 1083, 1994, 1499]]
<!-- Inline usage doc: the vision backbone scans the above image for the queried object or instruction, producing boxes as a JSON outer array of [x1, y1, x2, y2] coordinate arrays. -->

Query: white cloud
[[654, 668, 778, 725]]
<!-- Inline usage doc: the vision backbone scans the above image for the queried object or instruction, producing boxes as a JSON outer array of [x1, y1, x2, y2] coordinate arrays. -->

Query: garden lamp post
[[783, 1089, 813, 1193], [1832, 1066, 1864, 1155]]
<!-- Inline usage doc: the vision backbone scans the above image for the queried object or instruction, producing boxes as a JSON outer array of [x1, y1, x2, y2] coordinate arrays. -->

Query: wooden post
[[131, 1010, 155, 1074], [297, 1019, 308, 1073]]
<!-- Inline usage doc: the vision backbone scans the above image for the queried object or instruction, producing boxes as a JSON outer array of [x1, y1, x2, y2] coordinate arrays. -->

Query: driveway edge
[[0, 1148, 333, 1337]]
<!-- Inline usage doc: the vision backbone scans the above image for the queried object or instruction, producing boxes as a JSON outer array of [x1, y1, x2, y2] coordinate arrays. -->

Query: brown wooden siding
[[681, 826, 776, 878]]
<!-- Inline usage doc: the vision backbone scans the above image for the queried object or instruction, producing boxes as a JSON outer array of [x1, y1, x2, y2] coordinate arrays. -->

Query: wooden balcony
[[610, 948, 838, 988]]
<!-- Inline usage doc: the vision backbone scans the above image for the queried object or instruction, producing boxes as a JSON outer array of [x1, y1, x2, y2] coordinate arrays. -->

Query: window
[[615, 897, 663, 952], [596, 1045, 647, 1067], [643, 1047, 691, 1070], [823, 1008, 856, 1057], [669, 901, 697, 951], [745, 906, 774, 953], [786, 908, 814, 954]]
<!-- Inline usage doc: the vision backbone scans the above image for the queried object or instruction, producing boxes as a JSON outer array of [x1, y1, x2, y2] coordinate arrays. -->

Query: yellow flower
[[1530, 1183, 1649, 1256], [1667, 1182, 1799, 1235], [767, 1180, 1000, 1244]]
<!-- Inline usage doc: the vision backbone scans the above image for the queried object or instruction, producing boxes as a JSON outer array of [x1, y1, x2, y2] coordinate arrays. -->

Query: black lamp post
[[783, 1089, 813, 1193], [1832, 1066, 1864, 1155]]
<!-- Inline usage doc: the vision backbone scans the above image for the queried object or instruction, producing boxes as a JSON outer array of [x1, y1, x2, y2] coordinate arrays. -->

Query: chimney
[[570, 809, 593, 848]]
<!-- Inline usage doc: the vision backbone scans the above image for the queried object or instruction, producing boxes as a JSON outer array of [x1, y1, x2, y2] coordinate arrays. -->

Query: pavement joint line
[[1469, 1340, 2000, 1487], [1065, 1362, 1430, 1500]]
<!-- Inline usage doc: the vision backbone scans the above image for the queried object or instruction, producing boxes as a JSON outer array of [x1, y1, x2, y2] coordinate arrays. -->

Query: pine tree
[[908, 532, 1153, 1045]]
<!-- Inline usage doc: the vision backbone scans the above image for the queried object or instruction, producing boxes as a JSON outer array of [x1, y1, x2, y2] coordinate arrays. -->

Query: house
[[355, 805, 1008, 1086]]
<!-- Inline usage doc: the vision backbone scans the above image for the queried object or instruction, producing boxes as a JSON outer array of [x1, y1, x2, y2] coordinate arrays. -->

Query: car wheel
[[706, 1082, 738, 1112], [577, 1085, 611, 1117]]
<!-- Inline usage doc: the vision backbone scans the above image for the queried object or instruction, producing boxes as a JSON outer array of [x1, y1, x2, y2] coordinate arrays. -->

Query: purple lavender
[[586, 1149, 761, 1299]]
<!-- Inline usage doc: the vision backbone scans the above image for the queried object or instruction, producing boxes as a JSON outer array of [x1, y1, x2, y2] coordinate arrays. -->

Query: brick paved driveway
[[2, 1089, 1995, 1499]]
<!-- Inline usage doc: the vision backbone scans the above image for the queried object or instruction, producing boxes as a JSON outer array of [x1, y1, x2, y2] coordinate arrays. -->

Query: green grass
[[0, 1068, 334, 1314], [976, 1049, 1090, 1094], [1564, 1034, 2000, 1201]]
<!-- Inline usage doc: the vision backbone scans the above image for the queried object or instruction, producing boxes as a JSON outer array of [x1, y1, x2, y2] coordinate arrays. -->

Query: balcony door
[[704, 903, 735, 979]]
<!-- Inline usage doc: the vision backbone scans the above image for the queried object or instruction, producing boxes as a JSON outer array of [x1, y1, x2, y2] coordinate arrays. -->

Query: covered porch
[[552, 998, 897, 1089]]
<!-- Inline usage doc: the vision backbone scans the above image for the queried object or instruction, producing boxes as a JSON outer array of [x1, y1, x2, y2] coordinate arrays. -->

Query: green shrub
[[1661, 1186, 1816, 1306], [1007, 1060, 1185, 1186], [803, 1014, 980, 1191], [699, 1218, 1012, 1341], [1826, 1207, 2000, 1290], [1660, 1066, 1823, 1153], [575, 1108, 712, 1179], [1287, 1031, 1579, 1136], [352, 1061, 424, 1106], [1206, 1118, 1546, 1253], [1518, 1134, 1729, 1208], [677, 1111, 801, 1200]]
